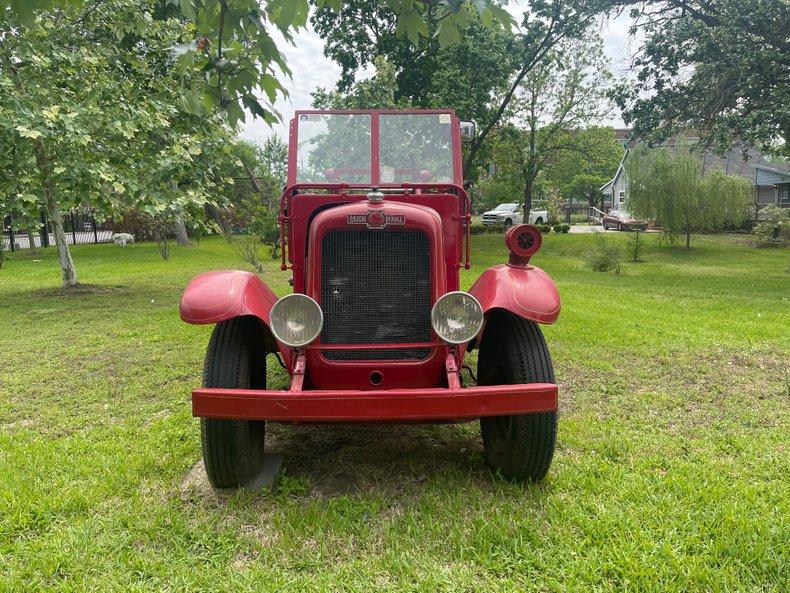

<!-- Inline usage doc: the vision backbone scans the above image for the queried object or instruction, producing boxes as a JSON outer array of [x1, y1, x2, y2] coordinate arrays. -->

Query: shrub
[[537, 224, 552, 234], [585, 232, 621, 273], [752, 205, 789, 246], [552, 224, 563, 234], [108, 210, 165, 242], [225, 232, 265, 272], [560, 224, 570, 233], [627, 229, 644, 262]]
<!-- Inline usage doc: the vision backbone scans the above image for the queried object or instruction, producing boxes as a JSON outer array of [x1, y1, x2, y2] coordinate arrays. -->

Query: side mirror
[[460, 121, 476, 142]]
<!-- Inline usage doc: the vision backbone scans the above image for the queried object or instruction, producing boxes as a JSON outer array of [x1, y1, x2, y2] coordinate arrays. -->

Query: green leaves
[[15, 127, 43, 140], [394, 5, 429, 45]]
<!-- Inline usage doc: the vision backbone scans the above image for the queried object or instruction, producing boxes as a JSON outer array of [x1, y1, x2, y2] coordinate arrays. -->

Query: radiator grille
[[320, 229, 431, 360]]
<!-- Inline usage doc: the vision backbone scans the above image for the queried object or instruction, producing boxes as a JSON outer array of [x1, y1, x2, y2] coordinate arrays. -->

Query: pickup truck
[[481, 203, 547, 227]]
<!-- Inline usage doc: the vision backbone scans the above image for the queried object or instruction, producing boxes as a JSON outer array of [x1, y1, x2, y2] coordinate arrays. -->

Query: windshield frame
[[287, 109, 462, 188]]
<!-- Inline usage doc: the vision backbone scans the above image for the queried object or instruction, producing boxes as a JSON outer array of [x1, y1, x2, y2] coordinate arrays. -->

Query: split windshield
[[294, 112, 455, 185]]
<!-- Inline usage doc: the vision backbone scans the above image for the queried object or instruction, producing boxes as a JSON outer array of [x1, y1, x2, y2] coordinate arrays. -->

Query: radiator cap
[[367, 189, 384, 204]]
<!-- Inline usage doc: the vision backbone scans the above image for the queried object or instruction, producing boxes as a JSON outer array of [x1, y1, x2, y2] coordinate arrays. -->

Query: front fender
[[180, 270, 285, 359], [469, 264, 561, 325]]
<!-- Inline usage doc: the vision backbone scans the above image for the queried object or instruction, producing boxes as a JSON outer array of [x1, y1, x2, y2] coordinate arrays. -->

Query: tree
[[507, 36, 613, 220], [0, 0, 242, 283], [625, 145, 753, 248], [610, 0, 790, 156], [312, 4, 519, 128], [546, 126, 623, 210], [311, 0, 608, 174], [5, 0, 514, 128]]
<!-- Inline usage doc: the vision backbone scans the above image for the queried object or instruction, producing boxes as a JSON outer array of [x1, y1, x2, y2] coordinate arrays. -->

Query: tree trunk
[[35, 140, 77, 286], [173, 216, 189, 246], [26, 228, 38, 253], [685, 228, 691, 249], [205, 203, 230, 236], [522, 179, 534, 223], [48, 199, 78, 286]]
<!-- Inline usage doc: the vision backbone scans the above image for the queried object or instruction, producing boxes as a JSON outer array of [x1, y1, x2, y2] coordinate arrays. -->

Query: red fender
[[469, 264, 561, 324], [461, 263, 560, 359], [179, 270, 287, 361]]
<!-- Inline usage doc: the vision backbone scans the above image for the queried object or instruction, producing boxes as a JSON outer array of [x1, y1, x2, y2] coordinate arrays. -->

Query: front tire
[[504, 218, 513, 228], [201, 317, 267, 488], [478, 311, 557, 481]]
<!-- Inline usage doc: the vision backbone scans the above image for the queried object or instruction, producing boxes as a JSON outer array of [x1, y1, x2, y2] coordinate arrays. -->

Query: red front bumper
[[192, 383, 558, 422]]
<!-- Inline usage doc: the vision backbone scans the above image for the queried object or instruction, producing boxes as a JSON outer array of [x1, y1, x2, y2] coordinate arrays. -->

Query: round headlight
[[431, 291, 484, 345], [269, 294, 323, 348]]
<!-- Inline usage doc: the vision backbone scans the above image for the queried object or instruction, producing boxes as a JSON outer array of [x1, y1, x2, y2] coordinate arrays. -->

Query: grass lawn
[[0, 232, 788, 591]]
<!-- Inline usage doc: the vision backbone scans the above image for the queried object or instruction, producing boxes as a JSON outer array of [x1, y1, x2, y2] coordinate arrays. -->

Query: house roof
[[600, 150, 628, 194], [755, 164, 790, 177]]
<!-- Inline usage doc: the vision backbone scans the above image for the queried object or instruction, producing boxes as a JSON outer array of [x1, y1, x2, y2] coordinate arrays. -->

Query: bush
[[471, 223, 508, 235], [627, 229, 644, 262], [537, 224, 552, 234], [108, 210, 166, 242], [552, 224, 563, 234], [585, 232, 621, 273], [560, 224, 570, 234], [752, 205, 789, 246], [225, 233, 265, 272]]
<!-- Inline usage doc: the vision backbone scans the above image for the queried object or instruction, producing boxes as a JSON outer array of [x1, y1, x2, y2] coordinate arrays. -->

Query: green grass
[[0, 233, 788, 591]]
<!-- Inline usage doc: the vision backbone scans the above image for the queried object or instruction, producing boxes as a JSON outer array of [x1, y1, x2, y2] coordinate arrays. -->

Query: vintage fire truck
[[180, 110, 561, 488]]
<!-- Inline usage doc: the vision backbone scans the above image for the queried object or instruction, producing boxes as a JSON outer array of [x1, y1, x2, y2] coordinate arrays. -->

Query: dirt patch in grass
[[557, 346, 789, 432], [29, 283, 128, 298]]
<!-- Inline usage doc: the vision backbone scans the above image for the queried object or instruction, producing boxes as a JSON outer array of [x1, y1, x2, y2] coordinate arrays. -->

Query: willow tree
[[625, 146, 752, 248]]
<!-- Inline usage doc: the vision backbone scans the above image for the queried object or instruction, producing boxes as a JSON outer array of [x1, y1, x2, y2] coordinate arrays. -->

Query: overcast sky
[[239, 5, 638, 145]]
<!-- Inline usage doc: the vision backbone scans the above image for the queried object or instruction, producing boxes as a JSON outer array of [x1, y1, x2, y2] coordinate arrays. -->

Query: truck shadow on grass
[[181, 421, 505, 501]]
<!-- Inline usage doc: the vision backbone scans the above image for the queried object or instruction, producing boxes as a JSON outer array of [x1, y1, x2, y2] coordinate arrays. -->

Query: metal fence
[[2, 211, 113, 252]]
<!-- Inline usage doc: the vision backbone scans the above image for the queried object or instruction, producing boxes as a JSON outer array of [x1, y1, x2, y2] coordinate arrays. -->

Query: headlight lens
[[431, 291, 484, 345], [269, 294, 323, 348]]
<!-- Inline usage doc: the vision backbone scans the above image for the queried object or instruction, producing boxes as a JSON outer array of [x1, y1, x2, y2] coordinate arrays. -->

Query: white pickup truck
[[481, 203, 547, 227]]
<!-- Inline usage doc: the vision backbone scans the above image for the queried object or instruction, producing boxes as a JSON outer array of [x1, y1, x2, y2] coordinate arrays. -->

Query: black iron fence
[[2, 211, 113, 252]]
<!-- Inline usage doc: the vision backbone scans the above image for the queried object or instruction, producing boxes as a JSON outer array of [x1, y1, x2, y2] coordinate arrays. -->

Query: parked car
[[602, 209, 647, 231], [482, 203, 547, 227], [180, 109, 561, 488]]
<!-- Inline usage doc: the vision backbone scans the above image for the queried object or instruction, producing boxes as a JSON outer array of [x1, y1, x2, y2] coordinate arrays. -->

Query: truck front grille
[[320, 229, 431, 360]]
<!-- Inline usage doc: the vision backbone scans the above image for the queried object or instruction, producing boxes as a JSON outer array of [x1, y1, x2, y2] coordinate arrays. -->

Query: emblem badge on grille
[[347, 211, 406, 229]]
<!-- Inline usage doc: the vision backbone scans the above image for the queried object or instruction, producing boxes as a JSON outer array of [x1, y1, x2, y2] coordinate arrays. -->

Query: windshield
[[379, 113, 454, 183], [293, 111, 456, 185], [495, 204, 517, 211], [296, 113, 372, 183]]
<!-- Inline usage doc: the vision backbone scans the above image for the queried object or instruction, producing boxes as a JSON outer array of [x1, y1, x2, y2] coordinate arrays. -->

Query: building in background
[[600, 134, 790, 212]]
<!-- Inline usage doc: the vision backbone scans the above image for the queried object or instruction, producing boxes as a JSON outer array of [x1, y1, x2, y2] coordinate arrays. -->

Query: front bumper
[[192, 383, 558, 422]]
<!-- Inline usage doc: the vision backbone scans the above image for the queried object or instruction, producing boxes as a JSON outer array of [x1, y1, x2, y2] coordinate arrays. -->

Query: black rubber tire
[[478, 311, 557, 481], [200, 317, 267, 488], [504, 218, 513, 228], [602, 222, 608, 230], [535, 217, 544, 225]]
